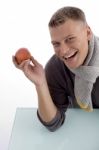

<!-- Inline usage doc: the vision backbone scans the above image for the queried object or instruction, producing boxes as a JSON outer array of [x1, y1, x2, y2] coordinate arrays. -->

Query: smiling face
[[49, 19, 92, 69]]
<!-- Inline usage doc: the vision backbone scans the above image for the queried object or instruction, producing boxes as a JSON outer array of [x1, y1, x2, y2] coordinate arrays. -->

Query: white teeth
[[64, 51, 77, 59], [66, 52, 76, 58]]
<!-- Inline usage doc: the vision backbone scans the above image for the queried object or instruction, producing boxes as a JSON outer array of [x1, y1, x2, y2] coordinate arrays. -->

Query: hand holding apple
[[15, 48, 31, 64]]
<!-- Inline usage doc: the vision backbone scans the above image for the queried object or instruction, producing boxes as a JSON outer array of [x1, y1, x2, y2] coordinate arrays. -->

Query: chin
[[65, 63, 81, 69]]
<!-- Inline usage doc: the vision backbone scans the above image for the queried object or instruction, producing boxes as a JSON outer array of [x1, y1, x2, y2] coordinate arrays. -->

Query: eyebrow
[[64, 34, 74, 38], [51, 41, 59, 44]]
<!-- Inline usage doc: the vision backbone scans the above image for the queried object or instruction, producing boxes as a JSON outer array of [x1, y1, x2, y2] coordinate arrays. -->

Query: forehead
[[49, 19, 85, 41]]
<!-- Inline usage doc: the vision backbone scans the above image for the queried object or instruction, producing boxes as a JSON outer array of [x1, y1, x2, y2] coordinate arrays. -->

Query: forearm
[[36, 80, 57, 123]]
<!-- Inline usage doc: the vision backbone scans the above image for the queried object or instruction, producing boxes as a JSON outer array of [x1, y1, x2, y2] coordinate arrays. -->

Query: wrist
[[35, 79, 48, 89]]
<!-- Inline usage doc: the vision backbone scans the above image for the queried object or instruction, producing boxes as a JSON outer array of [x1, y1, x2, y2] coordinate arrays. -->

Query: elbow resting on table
[[37, 110, 66, 132]]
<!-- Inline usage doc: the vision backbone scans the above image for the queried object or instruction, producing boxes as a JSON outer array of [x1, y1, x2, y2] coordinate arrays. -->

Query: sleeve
[[37, 109, 65, 132], [37, 55, 71, 131]]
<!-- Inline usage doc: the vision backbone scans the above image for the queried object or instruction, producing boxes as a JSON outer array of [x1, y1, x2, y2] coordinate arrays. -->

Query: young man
[[13, 6, 99, 132]]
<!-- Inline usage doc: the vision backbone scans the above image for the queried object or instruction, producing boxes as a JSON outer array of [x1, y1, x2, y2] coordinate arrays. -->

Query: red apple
[[15, 48, 31, 64]]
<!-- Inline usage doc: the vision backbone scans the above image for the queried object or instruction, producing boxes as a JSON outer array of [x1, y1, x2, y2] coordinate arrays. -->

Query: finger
[[17, 59, 31, 71], [22, 60, 32, 74], [30, 56, 41, 67], [12, 55, 29, 70]]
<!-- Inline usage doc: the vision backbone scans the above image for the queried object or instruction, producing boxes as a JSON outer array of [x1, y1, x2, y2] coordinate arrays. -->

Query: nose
[[58, 43, 69, 56]]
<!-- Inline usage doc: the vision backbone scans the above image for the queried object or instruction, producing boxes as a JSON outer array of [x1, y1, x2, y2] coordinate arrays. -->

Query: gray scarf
[[70, 35, 99, 112]]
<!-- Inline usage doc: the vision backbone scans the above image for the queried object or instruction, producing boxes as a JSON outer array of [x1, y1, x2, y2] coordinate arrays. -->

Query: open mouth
[[63, 51, 78, 60]]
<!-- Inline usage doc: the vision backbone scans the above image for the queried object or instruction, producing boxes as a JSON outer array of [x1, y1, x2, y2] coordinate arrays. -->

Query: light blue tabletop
[[8, 108, 99, 150]]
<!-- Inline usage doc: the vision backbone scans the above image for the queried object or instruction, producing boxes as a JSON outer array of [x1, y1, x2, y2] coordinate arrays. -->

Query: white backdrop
[[0, 0, 99, 150]]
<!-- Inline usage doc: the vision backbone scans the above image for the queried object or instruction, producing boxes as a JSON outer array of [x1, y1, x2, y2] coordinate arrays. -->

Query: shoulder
[[45, 54, 74, 85], [92, 76, 99, 107], [45, 54, 68, 74], [45, 55, 65, 80], [45, 55, 62, 68], [45, 54, 74, 75]]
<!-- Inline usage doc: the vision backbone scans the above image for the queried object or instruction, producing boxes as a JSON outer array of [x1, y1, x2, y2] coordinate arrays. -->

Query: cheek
[[54, 49, 58, 55], [75, 38, 88, 52], [54, 47, 60, 56], [77, 40, 89, 62], [80, 40, 88, 54]]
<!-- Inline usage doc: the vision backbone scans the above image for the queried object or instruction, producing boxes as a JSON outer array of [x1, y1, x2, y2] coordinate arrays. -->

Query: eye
[[65, 37, 75, 43], [52, 42, 60, 48]]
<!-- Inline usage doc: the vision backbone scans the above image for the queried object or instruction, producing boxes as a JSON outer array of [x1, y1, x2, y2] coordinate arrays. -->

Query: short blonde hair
[[48, 6, 86, 27]]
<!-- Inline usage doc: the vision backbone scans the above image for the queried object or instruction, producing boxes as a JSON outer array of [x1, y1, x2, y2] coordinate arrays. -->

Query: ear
[[86, 25, 92, 40]]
